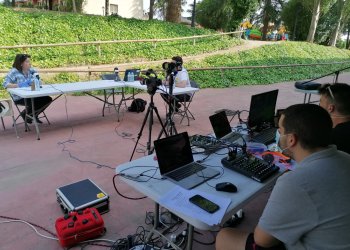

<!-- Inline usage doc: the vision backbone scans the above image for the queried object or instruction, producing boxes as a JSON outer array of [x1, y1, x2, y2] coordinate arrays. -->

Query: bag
[[55, 207, 106, 247], [294, 81, 321, 90], [128, 98, 147, 113]]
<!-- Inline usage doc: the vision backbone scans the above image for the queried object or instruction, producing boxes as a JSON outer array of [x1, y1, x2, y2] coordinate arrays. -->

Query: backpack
[[128, 98, 147, 113]]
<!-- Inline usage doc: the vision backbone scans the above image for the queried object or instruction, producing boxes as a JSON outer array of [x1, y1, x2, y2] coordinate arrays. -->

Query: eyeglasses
[[327, 86, 335, 100]]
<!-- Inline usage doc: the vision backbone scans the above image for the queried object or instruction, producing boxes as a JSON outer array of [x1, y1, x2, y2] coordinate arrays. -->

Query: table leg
[[186, 224, 194, 250], [30, 98, 40, 140], [308, 93, 311, 103], [303, 93, 307, 104]]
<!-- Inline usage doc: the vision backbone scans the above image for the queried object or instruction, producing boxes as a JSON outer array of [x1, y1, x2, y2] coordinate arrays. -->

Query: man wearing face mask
[[216, 104, 350, 250], [318, 83, 350, 154]]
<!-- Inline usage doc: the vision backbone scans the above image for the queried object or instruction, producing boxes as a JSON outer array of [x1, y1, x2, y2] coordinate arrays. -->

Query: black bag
[[128, 98, 147, 113]]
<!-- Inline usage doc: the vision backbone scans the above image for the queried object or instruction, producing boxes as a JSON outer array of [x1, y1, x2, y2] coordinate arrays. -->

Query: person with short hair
[[216, 104, 350, 250], [318, 83, 350, 154], [2, 54, 52, 124], [161, 56, 191, 112]]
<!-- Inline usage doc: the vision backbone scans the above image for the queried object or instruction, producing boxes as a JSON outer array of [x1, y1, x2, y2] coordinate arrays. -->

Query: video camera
[[141, 69, 162, 95], [162, 61, 182, 75]]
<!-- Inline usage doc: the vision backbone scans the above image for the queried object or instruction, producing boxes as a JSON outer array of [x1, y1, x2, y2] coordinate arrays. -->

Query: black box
[[56, 179, 109, 214]]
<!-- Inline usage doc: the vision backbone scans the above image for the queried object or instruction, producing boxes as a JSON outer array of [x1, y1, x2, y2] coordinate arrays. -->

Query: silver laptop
[[209, 111, 241, 142], [154, 132, 220, 189]]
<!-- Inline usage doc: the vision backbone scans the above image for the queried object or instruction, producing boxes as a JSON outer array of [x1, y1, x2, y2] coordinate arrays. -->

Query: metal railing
[[0, 31, 243, 56]]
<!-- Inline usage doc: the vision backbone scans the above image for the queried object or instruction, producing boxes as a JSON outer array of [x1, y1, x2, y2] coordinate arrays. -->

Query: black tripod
[[130, 94, 168, 161], [158, 72, 178, 138]]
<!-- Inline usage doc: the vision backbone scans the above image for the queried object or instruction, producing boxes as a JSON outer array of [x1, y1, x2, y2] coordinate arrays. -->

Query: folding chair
[[0, 99, 19, 138], [175, 80, 199, 126], [100, 74, 126, 116], [11, 95, 50, 131]]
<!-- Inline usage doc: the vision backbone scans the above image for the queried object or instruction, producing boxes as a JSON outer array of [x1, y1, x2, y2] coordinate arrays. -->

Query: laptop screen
[[154, 132, 194, 175], [123, 69, 141, 81], [209, 111, 231, 139], [248, 89, 279, 129]]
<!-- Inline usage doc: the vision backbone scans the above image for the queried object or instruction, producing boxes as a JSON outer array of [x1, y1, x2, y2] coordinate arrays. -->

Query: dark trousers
[[160, 93, 191, 111], [15, 96, 52, 117]]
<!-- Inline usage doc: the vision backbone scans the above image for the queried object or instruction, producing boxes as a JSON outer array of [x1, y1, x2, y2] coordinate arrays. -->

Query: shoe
[[21, 111, 32, 124], [35, 117, 43, 124]]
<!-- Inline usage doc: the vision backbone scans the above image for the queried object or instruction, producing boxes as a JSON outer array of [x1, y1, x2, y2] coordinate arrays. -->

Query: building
[[20, 0, 146, 19]]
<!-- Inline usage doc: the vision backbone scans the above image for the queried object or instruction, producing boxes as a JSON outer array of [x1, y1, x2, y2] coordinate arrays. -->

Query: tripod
[[130, 94, 168, 161], [158, 72, 178, 138]]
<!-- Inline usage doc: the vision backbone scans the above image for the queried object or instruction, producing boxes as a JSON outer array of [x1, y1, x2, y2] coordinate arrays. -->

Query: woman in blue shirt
[[3, 54, 52, 124]]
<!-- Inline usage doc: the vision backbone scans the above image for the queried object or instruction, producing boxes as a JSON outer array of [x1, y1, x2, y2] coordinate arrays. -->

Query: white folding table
[[115, 151, 284, 250]]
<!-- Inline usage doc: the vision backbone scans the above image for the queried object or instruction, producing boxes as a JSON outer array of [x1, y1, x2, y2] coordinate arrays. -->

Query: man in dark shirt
[[319, 83, 350, 154]]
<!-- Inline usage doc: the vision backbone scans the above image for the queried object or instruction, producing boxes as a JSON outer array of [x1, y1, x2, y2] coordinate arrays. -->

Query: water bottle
[[114, 67, 120, 81], [127, 72, 131, 82], [33, 73, 40, 91], [130, 72, 134, 82]]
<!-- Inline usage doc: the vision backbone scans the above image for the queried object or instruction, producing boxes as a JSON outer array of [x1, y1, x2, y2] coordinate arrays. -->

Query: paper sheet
[[158, 186, 231, 226]]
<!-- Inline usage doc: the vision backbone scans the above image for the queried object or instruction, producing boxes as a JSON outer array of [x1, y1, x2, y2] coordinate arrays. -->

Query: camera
[[141, 69, 162, 95], [162, 61, 182, 74]]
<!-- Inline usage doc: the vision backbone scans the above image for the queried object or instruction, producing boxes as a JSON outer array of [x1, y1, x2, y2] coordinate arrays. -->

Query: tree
[[196, 0, 258, 31], [166, 0, 182, 22], [191, 0, 196, 27], [72, 0, 77, 13], [328, 0, 350, 46], [11, 0, 15, 7], [307, 0, 322, 42], [149, 0, 155, 20]]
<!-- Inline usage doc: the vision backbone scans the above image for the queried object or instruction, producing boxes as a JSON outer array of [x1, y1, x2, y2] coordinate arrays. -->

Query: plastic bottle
[[114, 67, 120, 81], [130, 72, 134, 82], [33, 73, 40, 91]]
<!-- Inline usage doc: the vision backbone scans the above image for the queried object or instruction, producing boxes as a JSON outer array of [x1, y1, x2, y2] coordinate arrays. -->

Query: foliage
[[195, 0, 258, 31], [0, 6, 241, 69], [187, 42, 350, 88]]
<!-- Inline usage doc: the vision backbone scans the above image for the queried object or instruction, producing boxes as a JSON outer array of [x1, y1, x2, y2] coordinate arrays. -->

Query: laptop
[[248, 89, 279, 145], [209, 111, 241, 143], [154, 132, 220, 189], [123, 69, 141, 81]]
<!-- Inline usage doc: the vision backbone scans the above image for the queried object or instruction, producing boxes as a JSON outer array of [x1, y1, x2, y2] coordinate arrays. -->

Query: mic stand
[[158, 72, 178, 139], [130, 94, 168, 161]]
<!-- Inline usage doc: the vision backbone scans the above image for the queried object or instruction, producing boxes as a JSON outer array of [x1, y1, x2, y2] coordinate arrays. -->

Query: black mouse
[[262, 154, 274, 164], [215, 182, 237, 193]]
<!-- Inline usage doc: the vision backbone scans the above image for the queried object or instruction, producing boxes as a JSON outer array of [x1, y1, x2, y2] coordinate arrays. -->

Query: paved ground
[[0, 73, 348, 250]]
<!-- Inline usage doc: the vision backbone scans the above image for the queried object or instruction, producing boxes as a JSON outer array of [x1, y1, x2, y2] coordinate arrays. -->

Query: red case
[[55, 207, 105, 247]]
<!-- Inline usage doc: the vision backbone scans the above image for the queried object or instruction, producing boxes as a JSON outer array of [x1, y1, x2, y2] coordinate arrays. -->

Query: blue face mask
[[275, 130, 290, 153]]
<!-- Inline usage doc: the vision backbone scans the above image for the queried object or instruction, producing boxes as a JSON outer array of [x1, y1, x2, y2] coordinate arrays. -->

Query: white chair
[[0, 99, 18, 138]]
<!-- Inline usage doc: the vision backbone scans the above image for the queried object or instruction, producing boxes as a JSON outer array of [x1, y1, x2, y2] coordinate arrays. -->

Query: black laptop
[[209, 111, 241, 142], [154, 132, 220, 189], [248, 89, 279, 145], [123, 69, 141, 81]]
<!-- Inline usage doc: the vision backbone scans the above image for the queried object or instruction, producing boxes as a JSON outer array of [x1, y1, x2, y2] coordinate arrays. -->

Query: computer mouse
[[215, 182, 237, 193], [262, 154, 274, 164]]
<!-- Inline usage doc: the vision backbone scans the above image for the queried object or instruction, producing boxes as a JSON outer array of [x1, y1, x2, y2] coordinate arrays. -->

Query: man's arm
[[254, 226, 282, 248]]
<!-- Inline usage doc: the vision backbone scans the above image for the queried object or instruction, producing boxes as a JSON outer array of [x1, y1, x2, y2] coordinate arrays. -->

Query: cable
[[0, 220, 58, 241], [113, 174, 147, 200]]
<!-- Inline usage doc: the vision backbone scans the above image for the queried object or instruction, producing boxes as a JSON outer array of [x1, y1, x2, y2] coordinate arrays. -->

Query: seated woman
[[2, 54, 52, 124]]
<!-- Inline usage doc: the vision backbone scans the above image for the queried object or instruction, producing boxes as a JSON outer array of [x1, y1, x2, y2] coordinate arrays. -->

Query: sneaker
[[20, 112, 32, 124], [35, 117, 43, 124]]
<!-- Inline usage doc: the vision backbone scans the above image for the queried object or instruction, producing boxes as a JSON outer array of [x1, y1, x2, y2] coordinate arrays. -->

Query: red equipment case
[[55, 207, 106, 247]]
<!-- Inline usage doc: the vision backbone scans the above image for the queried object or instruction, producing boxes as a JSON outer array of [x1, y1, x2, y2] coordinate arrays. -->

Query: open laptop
[[123, 69, 141, 81], [209, 111, 241, 143], [154, 132, 220, 189], [248, 89, 279, 145]]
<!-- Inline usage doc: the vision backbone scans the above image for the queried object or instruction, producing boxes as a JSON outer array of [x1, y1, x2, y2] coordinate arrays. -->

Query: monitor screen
[[154, 132, 194, 175], [248, 89, 279, 130], [209, 111, 231, 139]]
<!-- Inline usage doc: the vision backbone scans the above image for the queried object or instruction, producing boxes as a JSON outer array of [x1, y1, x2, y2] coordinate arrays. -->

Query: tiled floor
[[0, 74, 347, 250]]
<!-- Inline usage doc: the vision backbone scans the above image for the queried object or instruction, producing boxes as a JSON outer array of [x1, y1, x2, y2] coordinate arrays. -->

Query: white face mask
[[275, 130, 291, 154]]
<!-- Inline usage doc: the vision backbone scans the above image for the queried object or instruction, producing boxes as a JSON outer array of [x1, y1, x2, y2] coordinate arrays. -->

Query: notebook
[[123, 69, 141, 81], [154, 132, 220, 189], [248, 90, 279, 145], [209, 111, 241, 143]]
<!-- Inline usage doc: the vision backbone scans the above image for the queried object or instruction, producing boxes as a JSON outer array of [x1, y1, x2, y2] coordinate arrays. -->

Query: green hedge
[[188, 42, 350, 87], [0, 6, 241, 69]]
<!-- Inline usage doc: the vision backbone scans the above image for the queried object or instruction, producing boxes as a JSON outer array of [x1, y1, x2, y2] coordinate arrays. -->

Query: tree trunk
[[149, 0, 155, 20], [11, 0, 15, 7], [307, 0, 321, 43], [105, 0, 109, 16], [329, 0, 345, 46], [166, 0, 182, 23], [48, 0, 53, 10], [72, 0, 77, 12], [191, 0, 196, 28], [262, 0, 271, 41], [292, 3, 301, 41], [346, 23, 350, 49]]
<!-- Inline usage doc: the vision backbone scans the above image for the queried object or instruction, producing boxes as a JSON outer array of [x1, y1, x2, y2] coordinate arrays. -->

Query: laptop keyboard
[[225, 132, 242, 143], [251, 127, 277, 145], [167, 163, 205, 181]]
